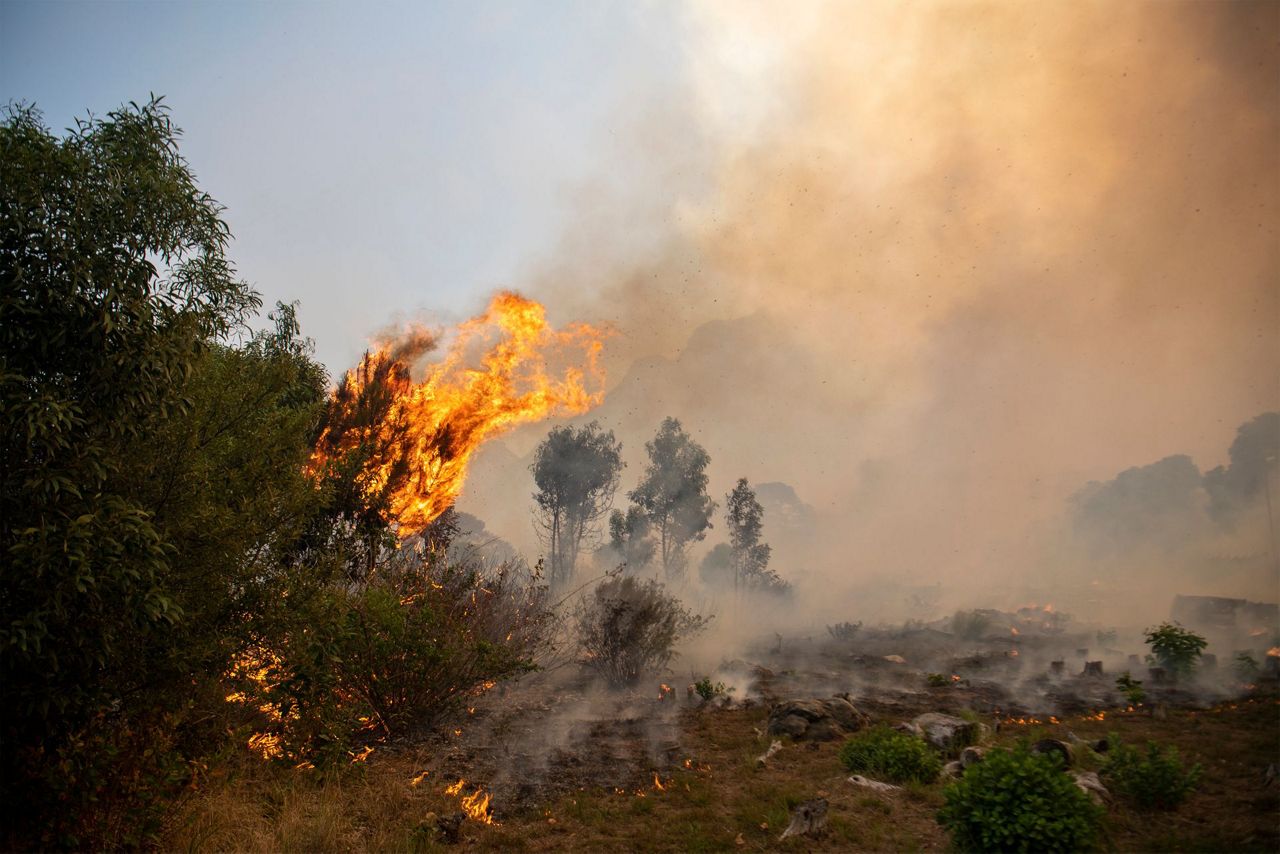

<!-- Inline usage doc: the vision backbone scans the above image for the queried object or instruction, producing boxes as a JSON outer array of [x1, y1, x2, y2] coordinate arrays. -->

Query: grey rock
[[768, 697, 869, 741], [911, 712, 978, 752]]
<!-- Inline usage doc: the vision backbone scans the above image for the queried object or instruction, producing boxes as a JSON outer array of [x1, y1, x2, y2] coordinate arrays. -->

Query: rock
[[960, 746, 986, 768], [779, 798, 828, 840], [1091, 738, 1109, 754], [848, 774, 901, 792], [1071, 771, 1110, 805], [1031, 738, 1073, 768], [942, 760, 964, 779], [893, 721, 923, 738], [910, 713, 978, 752], [768, 697, 869, 741], [883, 654, 907, 664]]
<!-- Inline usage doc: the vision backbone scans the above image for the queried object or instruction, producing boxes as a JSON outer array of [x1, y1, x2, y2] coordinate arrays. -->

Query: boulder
[[942, 760, 964, 780], [768, 697, 868, 741], [848, 774, 900, 792], [959, 746, 987, 768], [910, 712, 978, 752]]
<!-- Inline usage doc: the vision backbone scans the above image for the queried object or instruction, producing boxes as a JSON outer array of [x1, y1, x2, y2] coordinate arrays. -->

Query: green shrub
[[576, 576, 709, 687], [1102, 739, 1202, 810], [838, 725, 942, 784], [693, 677, 729, 701], [1143, 622, 1207, 679], [1115, 672, 1146, 705], [926, 672, 951, 688], [938, 746, 1103, 853]]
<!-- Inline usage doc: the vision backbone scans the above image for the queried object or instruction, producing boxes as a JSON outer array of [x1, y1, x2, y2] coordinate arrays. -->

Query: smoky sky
[[462, 0, 1280, 620]]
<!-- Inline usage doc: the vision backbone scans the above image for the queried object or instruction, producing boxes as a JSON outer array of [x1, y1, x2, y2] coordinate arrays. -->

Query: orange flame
[[653, 772, 667, 791], [311, 292, 606, 534]]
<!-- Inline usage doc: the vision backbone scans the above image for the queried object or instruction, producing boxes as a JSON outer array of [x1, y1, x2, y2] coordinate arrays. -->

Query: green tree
[[1144, 621, 1208, 680], [530, 421, 623, 588], [628, 417, 716, 579], [0, 99, 326, 847]]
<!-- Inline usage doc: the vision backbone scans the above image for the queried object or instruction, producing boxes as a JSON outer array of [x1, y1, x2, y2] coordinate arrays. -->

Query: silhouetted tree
[[725, 478, 773, 593], [606, 505, 657, 571], [629, 417, 716, 579], [530, 421, 623, 588]]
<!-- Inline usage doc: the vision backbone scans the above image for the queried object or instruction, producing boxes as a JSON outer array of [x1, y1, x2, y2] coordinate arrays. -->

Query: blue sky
[[2, 0, 692, 372]]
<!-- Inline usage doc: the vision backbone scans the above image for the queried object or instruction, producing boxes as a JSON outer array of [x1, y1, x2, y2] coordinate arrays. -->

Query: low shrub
[[1115, 672, 1146, 705], [576, 576, 708, 687], [938, 745, 1103, 853], [838, 725, 942, 784], [1102, 738, 1202, 810], [693, 677, 729, 701]]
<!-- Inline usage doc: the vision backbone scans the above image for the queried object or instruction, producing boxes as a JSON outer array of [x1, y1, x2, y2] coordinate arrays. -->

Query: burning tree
[[627, 417, 716, 579], [531, 421, 624, 589]]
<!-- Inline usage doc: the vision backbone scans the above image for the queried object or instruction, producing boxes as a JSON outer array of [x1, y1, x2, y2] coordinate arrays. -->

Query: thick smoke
[[460, 0, 1279, 629]]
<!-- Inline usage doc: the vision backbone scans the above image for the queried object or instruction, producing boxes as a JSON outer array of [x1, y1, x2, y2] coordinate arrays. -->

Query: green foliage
[[0, 98, 326, 847], [245, 544, 549, 765], [693, 677, 729, 701], [1102, 738, 1202, 810], [951, 610, 991, 641], [576, 575, 709, 687], [838, 726, 942, 784], [1116, 672, 1146, 705], [627, 417, 716, 579], [938, 746, 1103, 853], [1143, 621, 1207, 679], [531, 421, 623, 589], [926, 673, 951, 688]]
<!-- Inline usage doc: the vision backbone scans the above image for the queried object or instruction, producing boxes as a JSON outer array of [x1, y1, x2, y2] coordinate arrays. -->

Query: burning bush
[[838, 725, 942, 784], [244, 546, 549, 765], [1102, 738, 1202, 811], [575, 576, 709, 687], [938, 745, 1103, 853]]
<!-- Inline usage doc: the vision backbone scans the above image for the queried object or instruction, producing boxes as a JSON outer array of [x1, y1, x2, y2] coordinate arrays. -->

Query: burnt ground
[[166, 627, 1280, 852]]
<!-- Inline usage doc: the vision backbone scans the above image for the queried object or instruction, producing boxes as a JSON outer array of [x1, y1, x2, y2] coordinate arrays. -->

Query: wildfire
[[1267, 647, 1280, 658], [310, 292, 606, 534], [444, 779, 495, 824], [653, 772, 667, 791], [1010, 626, 1020, 636], [658, 683, 673, 701]]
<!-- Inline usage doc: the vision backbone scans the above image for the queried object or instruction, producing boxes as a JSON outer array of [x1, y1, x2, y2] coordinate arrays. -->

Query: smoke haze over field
[[461, 0, 1280, 623]]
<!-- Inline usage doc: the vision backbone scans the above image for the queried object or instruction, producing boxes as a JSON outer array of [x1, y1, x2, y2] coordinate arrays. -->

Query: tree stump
[[779, 798, 828, 840], [1082, 661, 1104, 677]]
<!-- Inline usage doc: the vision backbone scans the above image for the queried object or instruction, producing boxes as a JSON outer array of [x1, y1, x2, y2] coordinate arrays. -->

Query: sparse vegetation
[[1233, 652, 1260, 682], [838, 725, 942, 784], [1116, 672, 1146, 705], [693, 677, 729, 701], [1102, 738, 1202, 810], [827, 621, 862, 641], [576, 575, 709, 687], [938, 745, 1103, 853]]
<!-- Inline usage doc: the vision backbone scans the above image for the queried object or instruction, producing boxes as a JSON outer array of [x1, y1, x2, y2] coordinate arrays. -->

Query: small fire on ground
[[444, 779, 495, 825]]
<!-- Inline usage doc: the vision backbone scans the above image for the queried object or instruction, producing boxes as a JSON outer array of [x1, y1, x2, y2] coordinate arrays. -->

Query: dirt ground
[[165, 630, 1280, 853]]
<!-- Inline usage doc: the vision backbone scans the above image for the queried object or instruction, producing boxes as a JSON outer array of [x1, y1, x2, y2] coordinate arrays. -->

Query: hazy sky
[[6, 1, 1278, 612], [1, 0, 691, 372]]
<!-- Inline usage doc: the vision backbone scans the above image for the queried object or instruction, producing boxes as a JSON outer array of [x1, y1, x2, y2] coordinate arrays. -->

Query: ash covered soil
[[170, 620, 1280, 852]]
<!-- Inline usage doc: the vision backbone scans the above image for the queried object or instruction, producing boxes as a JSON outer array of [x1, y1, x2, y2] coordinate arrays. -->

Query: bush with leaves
[[576, 575, 709, 687], [938, 745, 1103, 853], [1115, 672, 1146, 705], [1102, 738, 1202, 810], [838, 725, 942, 784], [242, 544, 550, 765], [1144, 622, 1207, 680]]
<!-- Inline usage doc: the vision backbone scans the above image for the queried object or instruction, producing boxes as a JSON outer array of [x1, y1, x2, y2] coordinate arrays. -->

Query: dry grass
[[165, 694, 1279, 852]]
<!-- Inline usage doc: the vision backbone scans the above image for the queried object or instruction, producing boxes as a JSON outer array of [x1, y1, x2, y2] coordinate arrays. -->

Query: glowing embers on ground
[[310, 292, 607, 535], [444, 779, 495, 824]]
